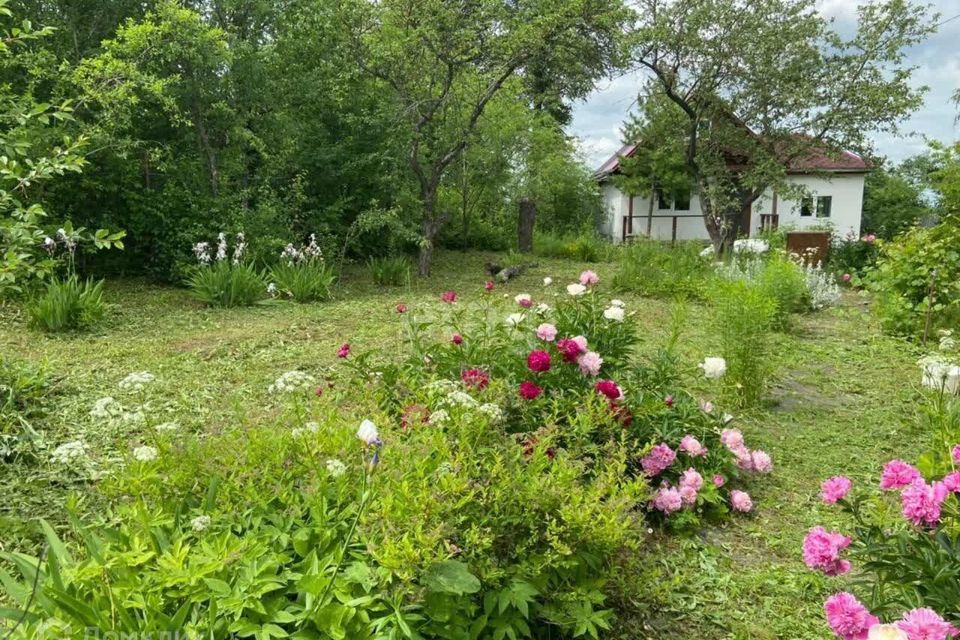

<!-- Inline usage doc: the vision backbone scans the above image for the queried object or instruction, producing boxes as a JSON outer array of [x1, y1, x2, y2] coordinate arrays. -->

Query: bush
[[188, 261, 266, 307], [868, 216, 960, 338], [708, 279, 776, 407], [755, 256, 809, 329], [829, 233, 880, 282], [367, 255, 411, 287], [614, 240, 712, 300], [533, 230, 610, 262], [268, 236, 336, 302], [26, 275, 106, 332]]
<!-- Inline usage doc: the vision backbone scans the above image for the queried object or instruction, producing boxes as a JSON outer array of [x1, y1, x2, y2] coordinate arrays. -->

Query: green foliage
[[367, 256, 411, 287], [188, 261, 266, 308], [26, 275, 105, 332], [708, 279, 776, 407], [533, 231, 610, 263], [269, 262, 336, 303], [829, 235, 880, 282], [868, 216, 960, 338], [754, 256, 808, 330], [612, 240, 711, 300], [0, 356, 55, 462], [862, 165, 931, 238]]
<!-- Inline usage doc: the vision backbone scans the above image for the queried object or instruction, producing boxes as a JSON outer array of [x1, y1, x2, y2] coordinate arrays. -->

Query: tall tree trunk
[[418, 188, 439, 277], [518, 197, 535, 253]]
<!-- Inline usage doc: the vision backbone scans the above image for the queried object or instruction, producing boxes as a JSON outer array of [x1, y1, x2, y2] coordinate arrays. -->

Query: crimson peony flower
[[664, 394, 674, 407], [452, 333, 463, 346], [519, 381, 542, 400], [396, 303, 407, 313], [314, 386, 324, 397], [527, 350, 551, 373], [594, 379, 622, 401], [556, 338, 584, 363], [484, 280, 494, 291], [461, 368, 489, 390], [337, 343, 350, 358], [441, 291, 458, 303]]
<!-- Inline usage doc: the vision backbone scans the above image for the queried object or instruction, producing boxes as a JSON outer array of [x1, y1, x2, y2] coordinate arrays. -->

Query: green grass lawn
[[0, 250, 926, 638]]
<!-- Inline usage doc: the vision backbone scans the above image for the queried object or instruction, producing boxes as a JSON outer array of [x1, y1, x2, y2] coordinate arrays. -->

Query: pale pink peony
[[536, 323, 557, 342], [578, 351, 603, 376], [821, 476, 853, 504], [641, 443, 676, 476], [679, 484, 699, 505], [733, 446, 753, 471], [751, 450, 773, 474], [653, 486, 682, 514], [680, 435, 708, 457], [880, 460, 921, 490], [803, 526, 852, 576], [713, 475, 725, 488], [896, 608, 959, 640], [730, 490, 753, 512], [579, 270, 599, 285], [721, 428, 745, 450], [680, 468, 704, 491], [824, 592, 879, 640]]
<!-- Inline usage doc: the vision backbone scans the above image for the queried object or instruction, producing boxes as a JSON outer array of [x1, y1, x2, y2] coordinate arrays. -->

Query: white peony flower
[[326, 458, 347, 477], [920, 356, 960, 394], [357, 419, 380, 445], [732, 238, 769, 254], [534, 303, 551, 315], [505, 313, 525, 327], [267, 282, 278, 296], [119, 371, 155, 391], [543, 277, 553, 286], [132, 445, 158, 462], [51, 440, 89, 465], [699, 357, 727, 379], [191, 515, 211, 532], [867, 625, 908, 640], [603, 306, 625, 322], [566, 283, 587, 296], [610, 299, 625, 308]]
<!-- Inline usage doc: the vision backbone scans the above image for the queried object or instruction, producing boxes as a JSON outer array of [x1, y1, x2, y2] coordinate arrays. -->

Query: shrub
[[533, 230, 610, 262], [188, 233, 266, 307], [612, 240, 712, 300], [755, 256, 809, 329], [268, 235, 336, 302], [367, 255, 411, 286], [868, 216, 960, 338], [26, 275, 106, 332], [708, 279, 776, 407], [0, 356, 55, 461], [829, 233, 880, 282]]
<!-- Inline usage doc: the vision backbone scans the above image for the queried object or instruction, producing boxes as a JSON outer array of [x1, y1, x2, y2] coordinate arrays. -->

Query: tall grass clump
[[269, 235, 336, 302], [368, 255, 411, 286], [533, 230, 610, 262], [613, 240, 712, 300], [709, 279, 776, 407], [189, 232, 266, 307], [27, 275, 105, 332]]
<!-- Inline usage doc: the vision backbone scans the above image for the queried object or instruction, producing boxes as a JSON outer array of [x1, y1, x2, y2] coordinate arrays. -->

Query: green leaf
[[422, 560, 480, 596]]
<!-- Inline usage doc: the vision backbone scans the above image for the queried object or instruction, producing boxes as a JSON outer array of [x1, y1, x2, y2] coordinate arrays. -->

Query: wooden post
[[671, 216, 678, 243], [518, 197, 535, 253]]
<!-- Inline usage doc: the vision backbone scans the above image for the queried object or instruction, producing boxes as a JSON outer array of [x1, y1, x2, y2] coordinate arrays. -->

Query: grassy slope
[[0, 251, 925, 638]]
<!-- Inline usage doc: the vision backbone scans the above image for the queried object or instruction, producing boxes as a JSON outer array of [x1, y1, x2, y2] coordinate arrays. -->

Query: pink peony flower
[[943, 471, 960, 493], [484, 281, 494, 291], [314, 385, 324, 397], [713, 474, 725, 488], [751, 450, 773, 474], [536, 323, 557, 342], [881, 460, 922, 490], [842, 273, 852, 283], [664, 394, 674, 407], [699, 399, 715, 413], [461, 368, 489, 390], [901, 478, 949, 527], [680, 468, 704, 491], [824, 592, 879, 640], [730, 490, 753, 513], [572, 335, 588, 351], [395, 303, 407, 313], [953, 444, 960, 465], [594, 379, 623, 401], [641, 443, 676, 476], [519, 380, 542, 400], [578, 351, 603, 376], [556, 337, 585, 363], [653, 486, 682, 514], [441, 290, 458, 303], [527, 350, 552, 373], [337, 343, 350, 358], [452, 333, 463, 345], [579, 270, 599, 285], [821, 476, 853, 505], [679, 484, 699, 505], [680, 435, 708, 457], [733, 446, 754, 471], [896, 608, 959, 640], [803, 526, 852, 576], [721, 428, 745, 450], [863, 234, 876, 243]]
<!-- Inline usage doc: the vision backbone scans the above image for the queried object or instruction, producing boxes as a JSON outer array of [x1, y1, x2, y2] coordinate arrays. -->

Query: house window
[[674, 189, 691, 211], [800, 195, 832, 218], [656, 188, 671, 210]]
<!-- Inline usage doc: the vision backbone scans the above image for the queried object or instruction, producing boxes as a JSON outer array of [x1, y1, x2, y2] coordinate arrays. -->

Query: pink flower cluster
[[803, 526, 851, 576], [679, 435, 707, 457], [880, 460, 921, 490], [821, 476, 852, 504], [901, 478, 949, 527], [825, 592, 958, 640], [721, 428, 773, 474], [642, 443, 676, 476]]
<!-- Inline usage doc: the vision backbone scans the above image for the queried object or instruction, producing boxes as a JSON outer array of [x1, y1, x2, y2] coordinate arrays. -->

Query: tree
[[339, 0, 633, 276], [861, 164, 930, 238], [631, 0, 936, 251]]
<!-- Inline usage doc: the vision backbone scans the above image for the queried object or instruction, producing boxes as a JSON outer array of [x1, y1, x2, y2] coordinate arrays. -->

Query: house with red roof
[[594, 141, 869, 243]]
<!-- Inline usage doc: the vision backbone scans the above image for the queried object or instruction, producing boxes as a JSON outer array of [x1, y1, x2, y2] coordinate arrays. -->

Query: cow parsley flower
[[326, 459, 347, 477], [90, 396, 119, 418], [155, 422, 179, 433], [133, 445, 158, 462], [478, 403, 503, 422], [191, 515, 211, 532], [119, 371, 155, 391], [428, 409, 449, 425], [268, 370, 317, 394], [50, 440, 89, 465]]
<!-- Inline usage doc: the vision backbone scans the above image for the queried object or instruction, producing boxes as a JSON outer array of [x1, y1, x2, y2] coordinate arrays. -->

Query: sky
[[568, 0, 960, 172]]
